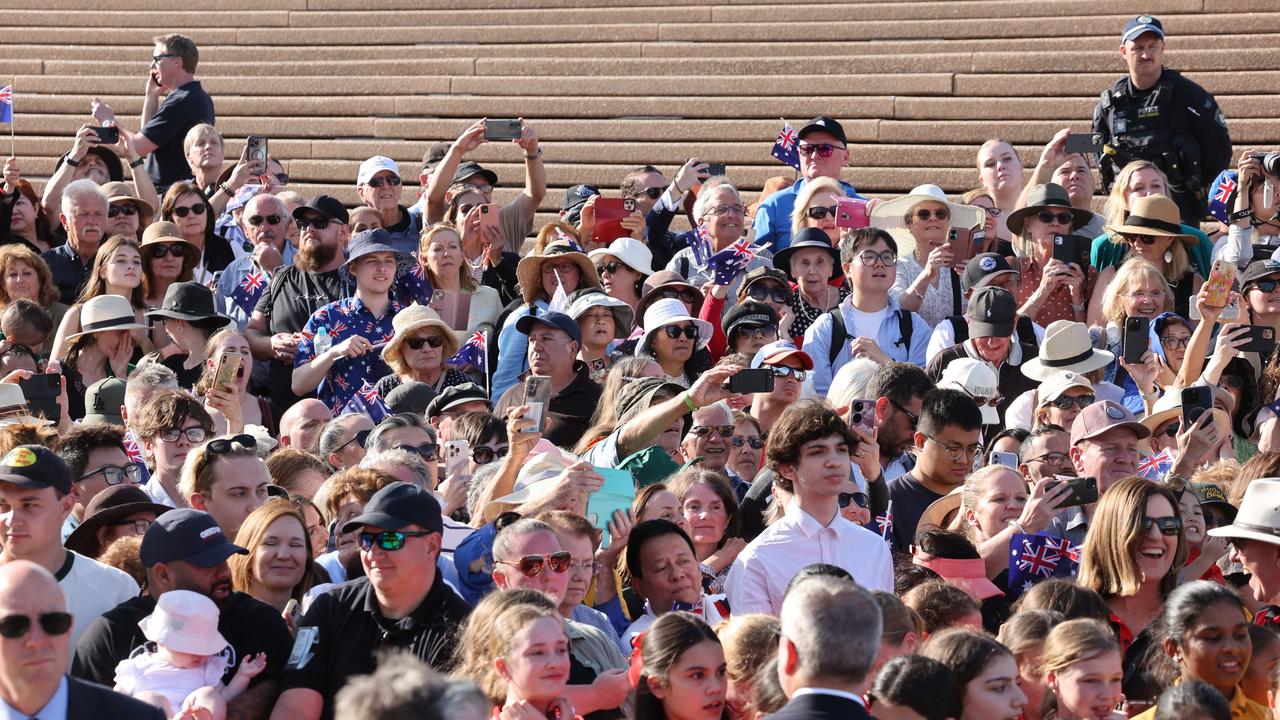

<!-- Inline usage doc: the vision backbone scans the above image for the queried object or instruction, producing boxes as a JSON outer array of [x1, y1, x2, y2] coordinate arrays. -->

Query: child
[[1178, 484, 1228, 584], [114, 590, 265, 719]]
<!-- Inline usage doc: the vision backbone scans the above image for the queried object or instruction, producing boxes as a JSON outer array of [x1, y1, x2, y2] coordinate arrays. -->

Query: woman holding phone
[[193, 328, 279, 436], [1004, 183, 1091, 326]]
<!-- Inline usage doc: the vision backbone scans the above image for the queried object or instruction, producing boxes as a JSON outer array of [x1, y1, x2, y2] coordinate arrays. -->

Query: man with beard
[[246, 194, 349, 410], [72, 509, 293, 718], [216, 193, 290, 329], [866, 362, 933, 485], [43, 179, 108, 304]]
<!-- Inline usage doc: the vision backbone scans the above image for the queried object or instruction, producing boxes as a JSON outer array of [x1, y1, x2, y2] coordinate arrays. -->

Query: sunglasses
[[663, 324, 699, 340], [890, 398, 919, 429], [738, 325, 778, 341], [79, 462, 143, 486], [151, 53, 180, 64], [159, 426, 207, 444], [1252, 279, 1280, 294], [770, 366, 807, 381], [358, 530, 433, 551], [730, 435, 766, 449], [365, 176, 402, 188], [858, 250, 896, 268], [1049, 394, 1095, 410], [963, 391, 1001, 408], [0, 612, 72, 639], [596, 262, 623, 275], [148, 243, 186, 259], [108, 204, 138, 218], [1036, 210, 1074, 225], [1160, 336, 1191, 350], [336, 429, 372, 453], [1157, 422, 1180, 438], [472, 445, 509, 465], [295, 216, 331, 231], [247, 214, 283, 227], [690, 424, 734, 439], [746, 284, 790, 304], [1124, 233, 1158, 246], [839, 492, 869, 509], [657, 288, 699, 305], [270, 173, 290, 185], [798, 143, 844, 158], [172, 203, 207, 218], [496, 551, 572, 578], [631, 187, 664, 200], [1221, 375, 1245, 390], [207, 434, 257, 455], [806, 205, 838, 220], [1141, 515, 1182, 536], [913, 207, 950, 222], [405, 335, 445, 350], [396, 443, 439, 461]]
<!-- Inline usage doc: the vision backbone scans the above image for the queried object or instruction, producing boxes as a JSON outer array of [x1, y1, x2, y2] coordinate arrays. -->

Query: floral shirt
[[295, 296, 402, 413]]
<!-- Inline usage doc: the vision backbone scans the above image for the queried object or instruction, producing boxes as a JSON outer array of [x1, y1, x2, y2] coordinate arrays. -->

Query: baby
[[114, 590, 265, 720]]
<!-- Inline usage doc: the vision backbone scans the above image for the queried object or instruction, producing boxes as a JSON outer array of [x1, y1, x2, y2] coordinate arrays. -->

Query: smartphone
[[1122, 316, 1149, 364], [1051, 234, 1080, 267], [1202, 259, 1236, 309], [947, 227, 981, 270], [484, 118, 523, 142], [704, 162, 726, 178], [1048, 475, 1099, 508], [17, 373, 60, 425], [246, 135, 268, 164], [1239, 325, 1277, 355], [1063, 132, 1104, 155], [726, 368, 774, 394], [991, 451, 1020, 469], [1181, 385, 1214, 427], [523, 375, 553, 434], [591, 198, 629, 244], [444, 439, 470, 479], [835, 197, 870, 230], [847, 398, 878, 437], [476, 203, 499, 232], [283, 598, 299, 625], [213, 350, 241, 391], [91, 126, 119, 145]]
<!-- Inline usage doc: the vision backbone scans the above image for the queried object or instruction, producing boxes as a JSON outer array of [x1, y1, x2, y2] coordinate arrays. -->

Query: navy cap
[[426, 382, 490, 419], [342, 228, 399, 273], [961, 253, 1018, 293], [0, 446, 71, 495], [516, 311, 583, 345], [1122, 15, 1164, 43], [293, 194, 349, 225], [139, 508, 248, 568], [341, 481, 443, 536], [797, 116, 847, 146]]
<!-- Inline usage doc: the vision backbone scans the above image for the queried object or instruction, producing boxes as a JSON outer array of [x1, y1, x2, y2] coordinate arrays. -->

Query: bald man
[[279, 399, 330, 451], [0, 561, 162, 719]]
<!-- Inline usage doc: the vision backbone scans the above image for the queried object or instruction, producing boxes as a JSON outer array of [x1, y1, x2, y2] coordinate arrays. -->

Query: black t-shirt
[[140, 80, 215, 191], [494, 362, 602, 450], [71, 592, 293, 688], [161, 353, 204, 389], [886, 474, 946, 551], [254, 266, 348, 409], [280, 574, 470, 720]]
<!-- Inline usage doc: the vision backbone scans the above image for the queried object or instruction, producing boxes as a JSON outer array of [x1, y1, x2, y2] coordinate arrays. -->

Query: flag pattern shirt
[[294, 296, 402, 413]]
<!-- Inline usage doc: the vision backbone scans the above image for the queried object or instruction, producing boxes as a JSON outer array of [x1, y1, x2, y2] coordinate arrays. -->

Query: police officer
[[1094, 15, 1232, 224]]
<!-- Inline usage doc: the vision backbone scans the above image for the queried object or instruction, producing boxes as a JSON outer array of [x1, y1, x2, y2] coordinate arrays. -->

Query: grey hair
[[125, 363, 179, 404], [780, 574, 881, 686], [367, 412, 436, 452], [317, 414, 362, 468], [492, 518, 558, 564], [61, 178, 108, 218], [467, 462, 503, 518], [334, 651, 490, 720], [360, 447, 432, 490], [826, 357, 881, 410], [245, 192, 287, 218], [692, 180, 742, 221]]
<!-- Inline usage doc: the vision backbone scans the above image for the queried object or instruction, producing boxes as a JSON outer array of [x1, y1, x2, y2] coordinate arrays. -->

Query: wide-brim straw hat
[[1140, 388, 1232, 439], [140, 221, 198, 250], [869, 184, 985, 249], [919, 486, 965, 532], [1005, 183, 1094, 236], [381, 304, 459, 364], [516, 242, 598, 304], [1104, 194, 1195, 245], [1022, 320, 1114, 381], [637, 298, 713, 355], [64, 295, 149, 342], [1207, 477, 1280, 547], [0, 385, 50, 427]]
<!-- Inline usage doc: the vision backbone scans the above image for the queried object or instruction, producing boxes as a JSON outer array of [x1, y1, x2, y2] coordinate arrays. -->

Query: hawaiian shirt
[[294, 296, 402, 413]]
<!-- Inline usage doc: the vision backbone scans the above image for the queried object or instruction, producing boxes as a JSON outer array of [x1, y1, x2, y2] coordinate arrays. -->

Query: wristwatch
[[129, 157, 145, 168]]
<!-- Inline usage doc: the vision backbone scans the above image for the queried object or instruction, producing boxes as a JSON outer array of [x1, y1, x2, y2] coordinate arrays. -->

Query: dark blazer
[[66, 677, 166, 720], [768, 691, 870, 720]]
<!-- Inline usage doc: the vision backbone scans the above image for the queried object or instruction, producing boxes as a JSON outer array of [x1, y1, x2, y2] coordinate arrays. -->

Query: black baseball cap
[[967, 286, 1018, 338], [1241, 259, 1280, 290], [723, 301, 780, 339], [341, 481, 443, 536], [421, 142, 449, 171], [451, 160, 498, 187], [293, 194, 350, 225], [798, 116, 847, 146], [426, 383, 490, 419], [516, 311, 583, 345], [139, 508, 248, 568], [561, 184, 600, 223], [961, 253, 1018, 293], [0, 446, 71, 495]]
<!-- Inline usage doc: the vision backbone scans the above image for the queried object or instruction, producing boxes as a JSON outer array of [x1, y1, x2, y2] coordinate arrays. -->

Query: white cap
[[938, 359, 1000, 425], [1037, 371, 1094, 406], [357, 156, 400, 186]]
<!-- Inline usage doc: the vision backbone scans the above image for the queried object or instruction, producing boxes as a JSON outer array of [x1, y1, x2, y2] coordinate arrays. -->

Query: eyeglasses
[[631, 187, 664, 200], [542, 262, 579, 276], [151, 53, 179, 64], [335, 428, 371, 453], [0, 612, 72, 639], [925, 435, 984, 462], [689, 425, 734, 439], [568, 558, 600, 575], [806, 205, 838, 220], [472, 445, 509, 465], [706, 204, 746, 217], [247, 214, 283, 227], [110, 518, 152, 535], [730, 435, 766, 449], [295, 216, 331, 231], [171, 203, 206, 218], [1160, 335, 1191, 350], [1125, 290, 1167, 301], [1251, 279, 1280, 294], [960, 387, 1001, 408], [396, 443, 439, 461], [657, 288, 699, 305], [206, 434, 256, 455], [148, 243, 186, 259], [889, 398, 919, 429], [79, 462, 143, 486], [981, 206, 1002, 218], [1124, 233, 1158, 246], [839, 492, 869, 509], [358, 530, 433, 551], [663, 324, 699, 340], [405, 335, 445, 350], [737, 325, 778, 341], [596, 262, 622, 276], [108, 204, 138, 218], [365, 176, 402, 188], [798, 143, 844, 158], [159, 426, 207, 444], [770, 366, 807, 381], [1036, 210, 1074, 225], [912, 207, 950, 222], [1141, 515, 1182, 536], [1156, 422, 1180, 438], [495, 551, 573, 578], [1028, 451, 1069, 466], [746, 284, 791, 304], [1049, 394, 1095, 410], [858, 250, 897, 268]]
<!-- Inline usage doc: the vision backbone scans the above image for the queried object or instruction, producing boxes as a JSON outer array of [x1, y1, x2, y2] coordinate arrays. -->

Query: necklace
[[800, 285, 832, 310]]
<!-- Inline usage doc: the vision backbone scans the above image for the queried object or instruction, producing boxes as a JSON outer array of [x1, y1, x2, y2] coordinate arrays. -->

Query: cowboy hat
[[515, 242, 598, 305], [870, 184, 985, 249], [1005, 183, 1094, 236], [65, 484, 170, 558], [1105, 195, 1194, 244], [1021, 320, 1115, 381], [1208, 478, 1280, 547], [381, 304, 459, 365], [636, 298, 713, 356], [64, 295, 148, 342]]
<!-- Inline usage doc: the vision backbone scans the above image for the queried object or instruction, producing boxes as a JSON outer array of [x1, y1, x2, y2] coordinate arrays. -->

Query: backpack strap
[[1015, 314, 1038, 351], [827, 307, 847, 366], [948, 316, 970, 344], [895, 309, 913, 350], [949, 269, 962, 317]]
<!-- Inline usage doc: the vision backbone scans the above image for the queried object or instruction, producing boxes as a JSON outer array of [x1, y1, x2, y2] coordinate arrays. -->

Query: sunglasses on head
[[148, 243, 186, 259], [663, 324, 699, 340], [336, 428, 371, 453], [1036, 210, 1073, 225], [806, 205, 838, 220], [798, 143, 843, 158], [365, 176, 402, 188], [839, 492, 869, 509], [207, 434, 257, 455], [295, 216, 331, 231], [396, 442, 439, 461], [631, 186, 664, 200], [108, 204, 138, 218], [746, 284, 790, 304], [597, 262, 623, 276], [496, 551, 572, 578], [358, 530, 432, 552], [172, 203, 206, 218], [913, 207, 950, 222], [690, 424, 734, 439], [405, 335, 445, 350], [1141, 515, 1182, 536], [0, 612, 72, 639], [730, 435, 766, 449], [472, 445, 509, 465], [247, 214, 283, 227], [1050, 394, 1095, 411]]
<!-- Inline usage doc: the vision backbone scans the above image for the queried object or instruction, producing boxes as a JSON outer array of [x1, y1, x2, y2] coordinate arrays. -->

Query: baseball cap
[[750, 340, 814, 370], [426, 383, 490, 419], [385, 381, 437, 416], [967, 286, 1017, 338], [1038, 371, 1094, 405], [81, 377, 126, 426], [293, 194, 350, 225], [797, 116, 847, 146], [516, 311, 583, 345], [1190, 481, 1237, 523], [722, 302, 780, 340], [139, 508, 248, 568], [937, 359, 1000, 425], [1121, 15, 1164, 44], [422, 142, 449, 171], [1069, 400, 1151, 446], [0, 446, 71, 495], [1241, 259, 1280, 290], [452, 160, 498, 187], [357, 156, 400, 186], [341, 481, 444, 536], [961, 253, 1018, 293]]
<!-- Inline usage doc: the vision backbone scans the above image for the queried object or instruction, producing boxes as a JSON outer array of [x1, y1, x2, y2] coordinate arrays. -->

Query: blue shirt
[[0, 675, 66, 720], [492, 299, 548, 402], [294, 296, 402, 413], [41, 243, 90, 305], [803, 295, 930, 396], [751, 178, 861, 252]]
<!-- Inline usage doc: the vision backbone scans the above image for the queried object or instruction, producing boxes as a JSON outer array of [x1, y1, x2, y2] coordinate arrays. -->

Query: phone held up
[[484, 119, 523, 142]]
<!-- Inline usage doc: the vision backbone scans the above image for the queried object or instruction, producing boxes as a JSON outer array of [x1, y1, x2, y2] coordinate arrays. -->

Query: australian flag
[[229, 268, 267, 316], [554, 228, 583, 253], [395, 261, 432, 307], [0, 86, 11, 124], [690, 223, 713, 267], [771, 122, 800, 170], [341, 381, 390, 423], [707, 239, 764, 286], [1007, 532, 1081, 600], [448, 330, 486, 368], [1136, 448, 1174, 482]]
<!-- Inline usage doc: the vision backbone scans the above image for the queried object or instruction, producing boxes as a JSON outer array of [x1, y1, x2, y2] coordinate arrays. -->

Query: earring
[[1163, 250, 1173, 264]]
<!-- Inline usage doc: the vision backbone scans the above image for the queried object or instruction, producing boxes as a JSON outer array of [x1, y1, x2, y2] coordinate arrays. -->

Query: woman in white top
[[418, 222, 500, 341]]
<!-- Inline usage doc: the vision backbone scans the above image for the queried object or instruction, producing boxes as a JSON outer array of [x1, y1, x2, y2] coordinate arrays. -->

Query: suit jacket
[[66, 677, 166, 720], [768, 691, 870, 720]]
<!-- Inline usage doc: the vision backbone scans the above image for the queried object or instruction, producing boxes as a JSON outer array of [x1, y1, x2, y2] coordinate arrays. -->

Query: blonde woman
[[788, 176, 845, 245], [1096, 257, 1171, 409], [955, 465, 1071, 579], [417, 222, 501, 337]]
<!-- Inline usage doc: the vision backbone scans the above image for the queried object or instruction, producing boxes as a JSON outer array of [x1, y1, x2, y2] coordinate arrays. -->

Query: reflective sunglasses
[[631, 186, 664, 200], [737, 324, 778, 341], [0, 612, 72, 639], [1049, 394, 1095, 410], [770, 366, 807, 381], [596, 262, 623, 275], [663, 324, 699, 340], [365, 176, 402, 188], [358, 530, 433, 551], [496, 551, 573, 578], [1160, 336, 1191, 350], [79, 462, 143, 486], [148, 243, 186, 259], [1036, 210, 1073, 225], [806, 205, 838, 220], [171, 203, 207, 218], [207, 434, 256, 455], [839, 492, 869, 509], [858, 250, 896, 267], [730, 435, 766, 449], [798, 143, 844, 158], [913, 207, 950, 222], [472, 445, 509, 465], [962, 390, 1000, 408], [396, 442, 439, 461], [405, 335, 445, 350], [159, 426, 207, 444], [335, 428, 372, 453], [1124, 233, 1158, 246], [295, 216, 331, 231], [108, 204, 138, 218], [1141, 515, 1182, 536], [690, 424, 734, 439], [247, 214, 283, 227], [746, 284, 791, 304]]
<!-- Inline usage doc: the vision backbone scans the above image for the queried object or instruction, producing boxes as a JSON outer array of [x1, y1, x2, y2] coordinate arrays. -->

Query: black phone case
[[1181, 387, 1214, 426], [728, 369, 773, 394], [1240, 326, 1277, 355], [1122, 317, 1148, 364]]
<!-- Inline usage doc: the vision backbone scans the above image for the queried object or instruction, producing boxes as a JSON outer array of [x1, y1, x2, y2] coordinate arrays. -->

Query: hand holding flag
[[229, 268, 268, 316], [706, 239, 765, 286], [690, 223, 713, 267], [771, 122, 800, 170]]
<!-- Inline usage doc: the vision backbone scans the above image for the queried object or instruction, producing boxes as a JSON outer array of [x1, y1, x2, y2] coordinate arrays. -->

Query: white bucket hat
[[937, 358, 1000, 425], [636, 298, 713, 356], [138, 590, 229, 656], [869, 184, 985, 249], [566, 291, 634, 339], [0, 384, 50, 427], [588, 237, 653, 277], [1207, 477, 1280, 546], [1021, 320, 1115, 381], [64, 295, 149, 342]]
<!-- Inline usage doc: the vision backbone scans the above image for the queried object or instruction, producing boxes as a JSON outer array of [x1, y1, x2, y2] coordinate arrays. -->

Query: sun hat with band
[[1208, 477, 1280, 546], [139, 590, 229, 656], [588, 237, 653, 278], [1022, 320, 1115, 381], [515, 242, 598, 305], [101, 181, 155, 220], [1005, 183, 1093, 236], [565, 288, 634, 339], [869, 184, 985, 249], [146, 282, 232, 330], [64, 294, 149, 343], [0, 385, 50, 427], [381, 304, 459, 367], [636, 270, 704, 320], [1105, 195, 1194, 245], [636, 298, 713, 356]]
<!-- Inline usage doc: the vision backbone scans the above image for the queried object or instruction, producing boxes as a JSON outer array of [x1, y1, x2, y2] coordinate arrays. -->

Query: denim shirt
[[803, 295, 930, 396]]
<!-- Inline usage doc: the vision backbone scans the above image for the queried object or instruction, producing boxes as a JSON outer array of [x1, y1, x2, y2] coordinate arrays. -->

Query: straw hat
[[381, 304, 459, 365], [0, 385, 49, 427], [515, 242, 598, 304], [64, 295, 148, 342], [1208, 478, 1280, 546], [1005, 183, 1094, 236], [101, 181, 155, 219], [1104, 195, 1195, 245], [140, 221, 197, 250], [919, 486, 965, 532], [1021, 320, 1115, 381], [869, 184, 985, 249], [1140, 389, 1231, 439], [636, 298, 713, 356]]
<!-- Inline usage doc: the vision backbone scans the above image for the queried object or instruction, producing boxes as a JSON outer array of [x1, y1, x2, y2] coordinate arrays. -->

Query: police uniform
[[1093, 15, 1232, 224]]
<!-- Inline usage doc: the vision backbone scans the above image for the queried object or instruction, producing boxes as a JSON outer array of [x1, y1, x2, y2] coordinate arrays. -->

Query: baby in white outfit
[[114, 590, 265, 720]]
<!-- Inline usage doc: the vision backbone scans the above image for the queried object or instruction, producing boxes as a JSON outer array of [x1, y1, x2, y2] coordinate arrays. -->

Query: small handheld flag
[[341, 381, 391, 423], [229, 268, 268, 317], [554, 228, 583, 253], [706, 239, 765, 286], [1007, 532, 1081, 600], [548, 269, 569, 313], [771, 122, 800, 170], [0, 85, 12, 124], [1136, 448, 1174, 482], [690, 224, 713, 267], [448, 330, 487, 369]]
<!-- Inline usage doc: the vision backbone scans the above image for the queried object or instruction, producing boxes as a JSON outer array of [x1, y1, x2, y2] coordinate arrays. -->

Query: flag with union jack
[[0, 86, 11, 124], [554, 228, 583, 253], [395, 261, 432, 306], [771, 122, 800, 170], [706, 239, 765, 285], [690, 223, 713, 267], [1007, 532, 1081, 599], [341, 381, 390, 422], [1136, 448, 1174, 482], [871, 501, 893, 548], [448, 330, 487, 369], [1215, 176, 1237, 205], [229, 268, 267, 316], [122, 430, 152, 483]]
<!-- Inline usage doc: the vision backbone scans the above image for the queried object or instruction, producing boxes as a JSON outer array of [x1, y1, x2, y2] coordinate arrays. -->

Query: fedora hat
[[64, 295, 149, 342], [140, 221, 197, 250], [773, 227, 842, 280], [637, 270, 704, 321], [101, 181, 155, 219], [1208, 478, 1280, 547], [1005, 183, 1094, 236], [637, 298, 713, 356], [1022, 320, 1115, 381], [515, 242, 598, 305], [869, 184, 985, 249], [1105, 195, 1194, 244], [381, 304, 459, 365], [65, 484, 170, 558], [145, 282, 231, 329], [0, 385, 48, 427], [588, 237, 653, 277]]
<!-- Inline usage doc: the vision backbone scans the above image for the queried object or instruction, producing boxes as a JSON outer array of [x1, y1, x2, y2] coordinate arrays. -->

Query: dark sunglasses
[[365, 176, 402, 188], [79, 462, 143, 486], [358, 530, 433, 551], [247, 214, 283, 227], [148, 243, 186, 259], [1157, 422, 1180, 438], [1036, 210, 1073, 225], [1252, 279, 1280, 294], [171, 203, 207, 218], [207, 434, 256, 455], [806, 205, 838, 220], [730, 435, 766, 449], [658, 288, 699, 305], [271, 173, 290, 184], [746, 284, 791, 304], [405, 335, 445, 350], [472, 445, 509, 465], [0, 612, 72, 639], [1124, 233, 1158, 246], [108, 204, 138, 218], [336, 428, 372, 453], [913, 207, 950, 222], [1141, 515, 1182, 536], [770, 366, 807, 381], [1050, 395, 1095, 411], [1221, 375, 1245, 390], [151, 53, 179, 64], [496, 551, 572, 578], [396, 442, 439, 461], [295, 216, 332, 231], [798, 143, 843, 158], [889, 398, 919, 429], [631, 187, 664, 200], [738, 325, 778, 340], [597, 262, 622, 275], [663, 324, 699, 340], [839, 492, 870, 509], [690, 424, 734, 439]]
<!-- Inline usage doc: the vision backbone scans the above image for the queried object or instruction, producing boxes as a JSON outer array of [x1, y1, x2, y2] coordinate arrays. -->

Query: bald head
[[0, 561, 68, 714], [0, 561, 62, 610], [280, 399, 331, 451]]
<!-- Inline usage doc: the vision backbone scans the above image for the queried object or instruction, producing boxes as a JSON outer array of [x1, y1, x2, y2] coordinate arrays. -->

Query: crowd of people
[[0, 14, 1277, 720]]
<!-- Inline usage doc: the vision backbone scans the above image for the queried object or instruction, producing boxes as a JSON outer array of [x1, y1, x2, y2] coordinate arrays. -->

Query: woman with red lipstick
[[634, 612, 730, 720]]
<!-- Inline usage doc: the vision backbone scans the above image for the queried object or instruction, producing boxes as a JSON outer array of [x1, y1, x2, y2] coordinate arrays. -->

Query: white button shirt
[[725, 501, 894, 615]]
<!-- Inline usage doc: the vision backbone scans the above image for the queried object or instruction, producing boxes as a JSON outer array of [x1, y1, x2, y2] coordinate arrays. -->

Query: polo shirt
[[42, 243, 91, 305], [140, 80, 215, 190], [281, 574, 470, 720], [493, 361, 602, 450], [254, 266, 348, 409], [294, 295, 402, 413]]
